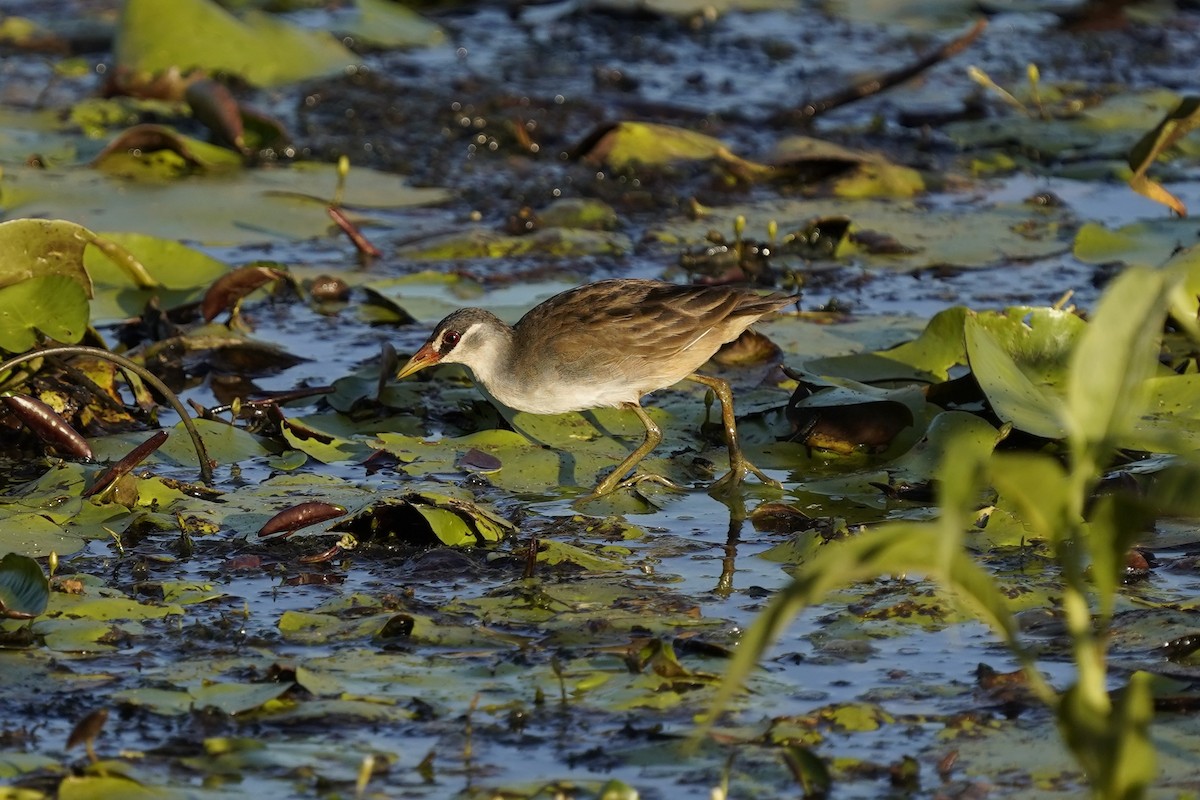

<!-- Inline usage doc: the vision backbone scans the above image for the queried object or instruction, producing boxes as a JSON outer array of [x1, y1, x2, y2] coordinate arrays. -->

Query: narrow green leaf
[[1065, 265, 1168, 452], [989, 452, 1072, 546], [1127, 96, 1200, 216], [1110, 671, 1157, 799], [706, 524, 1024, 727]]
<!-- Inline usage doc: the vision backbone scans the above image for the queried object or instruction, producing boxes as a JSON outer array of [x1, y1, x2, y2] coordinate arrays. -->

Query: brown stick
[[771, 18, 988, 125], [328, 206, 382, 258]]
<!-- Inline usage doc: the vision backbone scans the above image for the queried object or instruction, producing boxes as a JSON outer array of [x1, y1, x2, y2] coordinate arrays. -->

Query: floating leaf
[[115, 0, 356, 88], [0, 552, 50, 619], [1072, 219, 1200, 269], [588, 0, 795, 16], [403, 492, 515, 546], [964, 315, 1065, 439], [201, 264, 288, 322], [0, 274, 90, 352], [0, 510, 86, 558], [91, 124, 243, 177], [805, 306, 970, 382], [0, 218, 94, 296], [3, 163, 449, 246], [649, 197, 1073, 273], [334, 0, 445, 48], [576, 121, 767, 176], [57, 774, 178, 800], [394, 226, 631, 260], [85, 231, 230, 321], [770, 136, 925, 198]]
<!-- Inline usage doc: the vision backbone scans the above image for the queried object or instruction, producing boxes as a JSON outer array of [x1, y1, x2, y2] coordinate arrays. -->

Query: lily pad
[[946, 88, 1185, 164], [804, 306, 971, 382], [85, 231, 230, 321], [115, 0, 356, 88], [0, 552, 49, 619], [2, 163, 449, 246], [770, 136, 925, 198], [1073, 219, 1200, 269], [0, 274, 90, 353], [965, 315, 1066, 439], [0, 510, 85, 558], [394, 226, 631, 260], [333, 0, 446, 48], [0, 218, 93, 295], [649, 197, 1074, 272], [577, 121, 764, 174]]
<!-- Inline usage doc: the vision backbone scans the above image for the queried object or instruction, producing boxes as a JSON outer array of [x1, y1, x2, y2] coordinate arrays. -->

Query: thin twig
[[771, 18, 988, 124], [329, 206, 382, 258]]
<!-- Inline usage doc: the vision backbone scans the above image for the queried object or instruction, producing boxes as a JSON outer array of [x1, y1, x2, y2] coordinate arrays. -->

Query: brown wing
[[514, 280, 792, 387]]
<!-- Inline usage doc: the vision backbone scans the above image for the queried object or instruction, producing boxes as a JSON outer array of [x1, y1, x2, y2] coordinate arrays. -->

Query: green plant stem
[[1064, 450, 1112, 715], [0, 345, 213, 485]]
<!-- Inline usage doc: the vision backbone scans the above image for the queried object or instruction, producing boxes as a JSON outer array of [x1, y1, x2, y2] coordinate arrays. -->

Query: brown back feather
[[513, 280, 793, 387]]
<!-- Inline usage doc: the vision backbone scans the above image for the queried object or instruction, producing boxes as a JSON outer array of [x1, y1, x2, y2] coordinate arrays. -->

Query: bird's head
[[396, 308, 508, 379]]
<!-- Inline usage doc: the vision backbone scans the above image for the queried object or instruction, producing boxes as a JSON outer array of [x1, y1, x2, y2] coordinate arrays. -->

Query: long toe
[[577, 472, 685, 504], [708, 458, 782, 497], [619, 473, 685, 492]]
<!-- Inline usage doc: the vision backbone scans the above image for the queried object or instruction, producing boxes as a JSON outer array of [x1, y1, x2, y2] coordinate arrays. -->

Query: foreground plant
[[710, 256, 1200, 799]]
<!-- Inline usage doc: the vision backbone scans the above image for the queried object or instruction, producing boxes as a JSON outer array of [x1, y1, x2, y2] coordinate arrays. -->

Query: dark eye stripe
[[439, 330, 461, 354]]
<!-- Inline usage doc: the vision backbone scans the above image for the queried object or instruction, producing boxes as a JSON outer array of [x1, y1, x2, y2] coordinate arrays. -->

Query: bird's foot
[[708, 456, 783, 497], [576, 472, 684, 504], [620, 472, 684, 492]]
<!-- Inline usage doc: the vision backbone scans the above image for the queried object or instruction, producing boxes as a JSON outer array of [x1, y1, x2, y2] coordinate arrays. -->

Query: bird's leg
[[687, 373, 782, 495], [582, 403, 679, 500]]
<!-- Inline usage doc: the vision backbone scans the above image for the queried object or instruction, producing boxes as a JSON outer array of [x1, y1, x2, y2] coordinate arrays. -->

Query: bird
[[395, 278, 794, 500]]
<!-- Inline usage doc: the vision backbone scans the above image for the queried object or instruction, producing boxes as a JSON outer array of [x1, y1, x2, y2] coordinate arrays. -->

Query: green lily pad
[[0, 274, 90, 353], [281, 416, 374, 464], [649, 197, 1074, 272], [334, 0, 445, 48], [0, 552, 49, 619], [115, 0, 356, 88], [0, 510, 86, 558], [828, 0, 978, 29], [394, 226, 631, 260], [579, 121, 737, 170], [1073, 219, 1200, 269], [537, 540, 629, 572], [92, 124, 244, 179], [373, 491, 515, 546], [589, 0, 796, 15], [85, 231, 230, 321], [0, 218, 93, 294], [89, 419, 272, 472], [804, 306, 970, 381], [58, 774, 185, 800], [2, 163, 449, 246], [965, 315, 1065, 439], [113, 681, 290, 716], [946, 88, 1185, 164], [770, 136, 925, 198]]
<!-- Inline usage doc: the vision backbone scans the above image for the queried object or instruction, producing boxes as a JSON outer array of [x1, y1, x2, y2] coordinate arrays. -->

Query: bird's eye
[[442, 330, 461, 348]]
